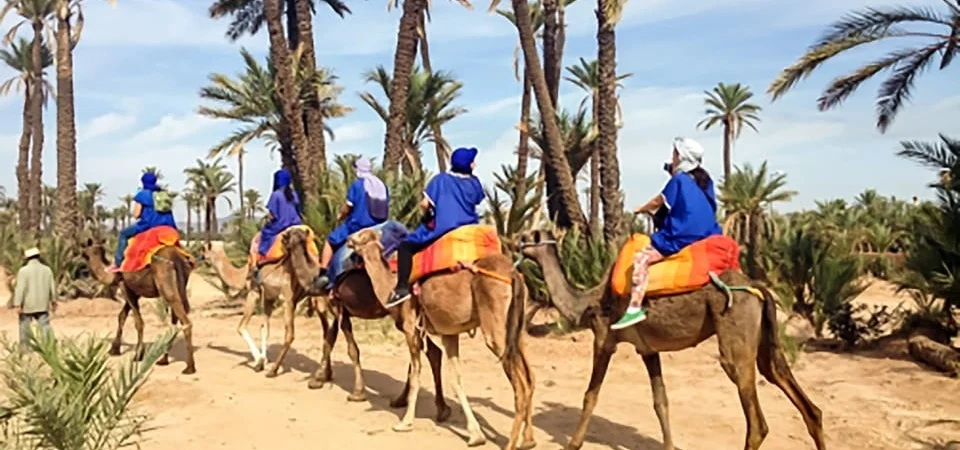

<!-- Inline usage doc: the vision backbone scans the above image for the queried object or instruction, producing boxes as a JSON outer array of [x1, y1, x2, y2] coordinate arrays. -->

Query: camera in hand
[[662, 161, 672, 174]]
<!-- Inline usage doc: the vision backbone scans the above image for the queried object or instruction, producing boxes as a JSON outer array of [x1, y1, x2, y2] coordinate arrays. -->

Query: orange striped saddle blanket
[[120, 226, 194, 272], [410, 224, 502, 283], [248, 225, 321, 266], [610, 234, 741, 298]]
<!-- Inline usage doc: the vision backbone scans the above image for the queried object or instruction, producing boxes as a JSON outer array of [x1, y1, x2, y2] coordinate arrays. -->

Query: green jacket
[[13, 259, 57, 314]]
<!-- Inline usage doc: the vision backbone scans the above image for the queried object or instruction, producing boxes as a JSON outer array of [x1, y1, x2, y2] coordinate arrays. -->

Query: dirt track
[[1, 273, 958, 450]]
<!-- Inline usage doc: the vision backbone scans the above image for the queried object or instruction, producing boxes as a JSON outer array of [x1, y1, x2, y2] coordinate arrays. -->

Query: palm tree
[[184, 158, 237, 240], [243, 189, 264, 220], [697, 82, 762, 182], [120, 193, 133, 225], [359, 65, 466, 175], [198, 47, 351, 191], [491, 0, 587, 232], [719, 161, 796, 279], [0, 36, 52, 232], [180, 189, 201, 238], [382, 0, 429, 174], [1, 0, 56, 236], [767, 2, 960, 132], [209, 0, 350, 47], [564, 57, 631, 236]]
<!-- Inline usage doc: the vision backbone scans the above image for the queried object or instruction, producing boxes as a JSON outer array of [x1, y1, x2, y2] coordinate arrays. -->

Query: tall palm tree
[[382, 0, 429, 174], [198, 47, 351, 179], [719, 161, 796, 279], [180, 189, 202, 238], [360, 65, 466, 175], [768, 2, 960, 132], [184, 158, 237, 240], [261, 0, 314, 204], [595, 0, 629, 243], [491, 0, 587, 232], [564, 57, 631, 236], [79, 182, 104, 232], [1, 0, 56, 236], [209, 0, 350, 47], [697, 82, 762, 182], [243, 189, 264, 220], [0, 36, 52, 232]]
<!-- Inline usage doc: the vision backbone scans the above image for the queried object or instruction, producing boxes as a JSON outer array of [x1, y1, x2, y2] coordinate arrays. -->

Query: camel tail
[[173, 253, 192, 314], [503, 270, 526, 362], [754, 283, 826, 450]]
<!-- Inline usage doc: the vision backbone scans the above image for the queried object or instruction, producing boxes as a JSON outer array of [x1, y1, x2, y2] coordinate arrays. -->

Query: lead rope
[[708, 271, 765, 312]]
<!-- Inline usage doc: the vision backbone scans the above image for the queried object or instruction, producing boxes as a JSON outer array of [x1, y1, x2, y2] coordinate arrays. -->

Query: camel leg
[[265, 296, 296, 378], [164, 297, 195, 374], [109, 300, 132, 356], [394, 310, 423, 433], [236, 290, 264, 368], [757, 330, 825, 449], [566, 339, 614, 450], [441, 335, 486, 447], [642, 354, 673, 450], [716, 329, 767, 450], [256, 297, 274, 373], [308, 307, 339, 390], [389, 338, 450, 423], [129, 298, 146, 362], [339, 313, 368, 402], [158, 309, 179, 366]]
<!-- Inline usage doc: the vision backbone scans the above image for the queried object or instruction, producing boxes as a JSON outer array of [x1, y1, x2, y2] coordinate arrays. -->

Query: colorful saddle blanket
[[119, 226, 193, 273], [610, 234, 741, 298], [325, 220, 408, 289], [410, 224, 502, 283], [248, 225, 320, 266]]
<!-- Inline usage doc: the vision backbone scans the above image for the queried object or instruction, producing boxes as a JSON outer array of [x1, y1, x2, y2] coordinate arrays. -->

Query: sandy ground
[[0, 272, 958, 450]]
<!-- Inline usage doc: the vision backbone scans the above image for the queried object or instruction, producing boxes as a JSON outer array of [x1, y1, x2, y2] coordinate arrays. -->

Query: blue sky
[[0, 0, 955, 219]]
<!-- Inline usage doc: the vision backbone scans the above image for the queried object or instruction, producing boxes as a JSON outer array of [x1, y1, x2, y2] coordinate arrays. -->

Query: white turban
[[669, 137, 704, 174]]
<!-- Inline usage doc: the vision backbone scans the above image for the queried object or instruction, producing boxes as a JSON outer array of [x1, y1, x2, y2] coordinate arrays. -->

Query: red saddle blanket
[[120, 226, 193, 273]]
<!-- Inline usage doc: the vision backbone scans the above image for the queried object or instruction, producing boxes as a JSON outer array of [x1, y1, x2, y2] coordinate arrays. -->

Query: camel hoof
[[265, 370, 279, 379], [108, 345, 122, 356], [564, 442, 583, 450], [389, 397, 408, 409], [181, 366, 196, 375], [466, 433, 486, 447], [392, 422, 414, 433], [435, 404, 451, 423], [517, 440, 537, 450], [307, 379, 326, 390], [157, 356, 170, 366], [347, 392, 367, 402], [253, 360, 265, 372]]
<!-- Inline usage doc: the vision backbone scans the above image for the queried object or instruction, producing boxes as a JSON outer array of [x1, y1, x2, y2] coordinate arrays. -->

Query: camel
[[234, 228, 333, 377], [349, 229, 536, 450], [284, 234, 450, 421], [83, 239, 197, 374], [517, 230, 825, 450], [199, 243, 249, 297]]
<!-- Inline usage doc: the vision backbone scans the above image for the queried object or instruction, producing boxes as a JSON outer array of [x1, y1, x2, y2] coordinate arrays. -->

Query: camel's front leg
[[442, 334, 485, 447], [236, 290, 264, 369], [308, 306, 339, 390], [339, 313, 368, 402], [567, 340, 614, 450], [642, 354, 674, 450], [109, 302, 131, 356], [265, 296, 296, 378], [256, 295, 274, 372], [394, 310, 423, 433]]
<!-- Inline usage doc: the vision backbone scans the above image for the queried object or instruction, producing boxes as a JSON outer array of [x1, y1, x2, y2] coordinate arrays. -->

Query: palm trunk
[[27, 24, 44, 237], [382, 0, 426, 175], [418, 11, 448, 173], [284, 0, 300, 49], [723, 118, 732, 183], [55, 9, 79, 240], [597, 1, 624, 244], [589, 142, 600, 235], [16, 90, 32, 229], [514, 71, 532, 199], [186, 206, 192, 239], [510, 0, 587, 232], [554, 0, 567, 103], [210, 198, 219, 237], [238, 150, 245, 220], [294, 0, 327, 183], [541, 0, 559, 107], [264, 0, 314, 203]]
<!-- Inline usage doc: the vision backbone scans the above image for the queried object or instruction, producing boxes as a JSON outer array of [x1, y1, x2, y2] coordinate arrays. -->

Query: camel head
[[347, 228, 381, 250], [282, 227, 311, 251], [197, 241, 216, 263], [82, 237, 109, 265], [518, 229, 560, 261]]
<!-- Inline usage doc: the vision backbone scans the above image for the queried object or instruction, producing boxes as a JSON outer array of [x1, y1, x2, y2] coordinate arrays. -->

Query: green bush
[[0, 329, 176, 450]]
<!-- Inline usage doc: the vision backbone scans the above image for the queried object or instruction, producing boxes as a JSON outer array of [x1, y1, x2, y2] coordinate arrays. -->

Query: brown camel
[[518, 230, 825, 450], [288, 237, 450, 422], [83, 239, 197, 374], [349, 228, 536, 450], [236, 228, 332, 377], [200, 244, 249, 296]]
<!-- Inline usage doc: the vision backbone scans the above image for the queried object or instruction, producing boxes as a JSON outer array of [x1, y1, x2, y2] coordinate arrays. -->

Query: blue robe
[[259, 189, 302, 256], [114, 189, 177, 265], [327, 179, 389, 248], [650, 172, 722, 256], [404, 172, 485, 246]]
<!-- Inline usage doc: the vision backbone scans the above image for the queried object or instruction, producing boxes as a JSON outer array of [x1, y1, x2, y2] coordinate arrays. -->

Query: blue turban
[[450, 147, 478, 174], [141, 172, 160, 191], [273, 169, 292, 191]]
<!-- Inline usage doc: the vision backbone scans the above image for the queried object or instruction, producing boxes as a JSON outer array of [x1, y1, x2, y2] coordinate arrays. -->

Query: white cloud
[[331, 121, 379, 143], [471, 96, 521, 117], [78, 112, 137, 142], [128, 113, 216, 146]]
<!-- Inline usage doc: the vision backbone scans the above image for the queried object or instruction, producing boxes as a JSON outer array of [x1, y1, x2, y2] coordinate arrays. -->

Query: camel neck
[[532, 246, 596, 323], [357, 246, 396, 303]]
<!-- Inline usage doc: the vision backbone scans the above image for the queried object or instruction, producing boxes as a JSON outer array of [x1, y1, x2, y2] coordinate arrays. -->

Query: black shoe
[[385, 286, 411, 308], [313, 269, 330, 291], [252, 268, 262, 287]]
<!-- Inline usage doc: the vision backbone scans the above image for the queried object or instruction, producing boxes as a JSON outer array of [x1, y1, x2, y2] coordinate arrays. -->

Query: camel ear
[[85, 238, 94, 247]]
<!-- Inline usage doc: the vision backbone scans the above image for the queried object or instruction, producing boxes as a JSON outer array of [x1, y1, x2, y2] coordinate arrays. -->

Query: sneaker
[[611, 306, 647, 330], [106, 264, 121, 274], [384, 287, 411, 308], [251, 269, 262, 286], [312, 272, 330, 291]]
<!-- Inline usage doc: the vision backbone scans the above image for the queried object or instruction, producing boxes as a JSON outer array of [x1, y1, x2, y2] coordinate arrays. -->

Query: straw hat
[[23, 247, 40, 260]]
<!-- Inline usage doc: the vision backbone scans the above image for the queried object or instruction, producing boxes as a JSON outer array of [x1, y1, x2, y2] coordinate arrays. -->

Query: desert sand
[[0, 270, 957, 450]]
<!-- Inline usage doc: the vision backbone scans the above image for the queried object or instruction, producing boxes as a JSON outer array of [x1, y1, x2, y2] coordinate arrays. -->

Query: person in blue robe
[[384, 147, 485, 308], [258, 169, 303, 257], [314, 158, 389, 287], [611, 137, 722, 330], [107, 172, 178, 272]]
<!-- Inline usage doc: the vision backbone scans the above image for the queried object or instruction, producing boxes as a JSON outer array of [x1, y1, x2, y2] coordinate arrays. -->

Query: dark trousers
[[19, 311, 51, 350], [395, 241, 428, 290]]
